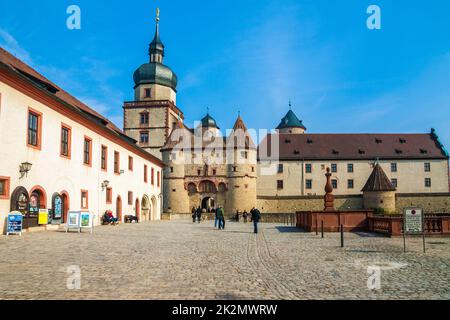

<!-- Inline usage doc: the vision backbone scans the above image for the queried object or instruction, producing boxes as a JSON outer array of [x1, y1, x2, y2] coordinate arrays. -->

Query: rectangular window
[[332, 179, 338, 189], [241, 151, 248, 159], [212, 169, 217, 175], [114, 151, 120, 174], [140, 131, 149, 144], [306, 179, 312, 189], [157, 171, 160, 187], [347, 179, 354, 189], [128, 156, 133, 171], [140, 112, 149, 125], [27, 108, 42, 149], [198, 169, 201, 175], [128, 191, 133, 205], [277, 164, 284, 173], [106, 187, 112, 204], [144, 165, 148, 183], [145, 88, 151, 98], [60, 124, 71, 158], [391, 163, 397, 172], [81, 190, 88, 209], [424, 163, 431, 172], [83, 136, 92, 166], [391, 178, 398, 188], [331, 164, 337, 173], [101, 145, 108, 171], [277, 180, 284, 189], [0, 176, 11, 199], [347, 164, 354, 173], [305, 164, 312, 173], [425, 178, 432, 188], [170, 167, 174, 173], [151, 168, 155, 185]]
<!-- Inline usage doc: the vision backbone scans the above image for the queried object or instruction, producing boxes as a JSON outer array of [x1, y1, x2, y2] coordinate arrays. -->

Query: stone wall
[[257, 195, 363, 213], [395, 193, 450, 213], [257, 193, 450, 214]]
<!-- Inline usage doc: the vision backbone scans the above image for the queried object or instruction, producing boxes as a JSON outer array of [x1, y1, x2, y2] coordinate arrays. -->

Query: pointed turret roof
[[362, 163, 396, 192], [232, 115, 248, 131], [276, 109, 306, 130]]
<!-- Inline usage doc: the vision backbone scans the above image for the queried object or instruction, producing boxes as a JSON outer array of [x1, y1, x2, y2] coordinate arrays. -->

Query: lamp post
[[101, 180, 110, 191], [19, 162, 32, 179]]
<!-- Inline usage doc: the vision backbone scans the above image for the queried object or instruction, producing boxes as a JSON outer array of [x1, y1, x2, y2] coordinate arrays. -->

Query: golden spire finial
[[156, 8, 160, 23]]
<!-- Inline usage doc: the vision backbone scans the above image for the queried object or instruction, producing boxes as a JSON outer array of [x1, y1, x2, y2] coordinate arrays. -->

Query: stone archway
[[141, 195, 150, 222], [151, 196, 158, 220]]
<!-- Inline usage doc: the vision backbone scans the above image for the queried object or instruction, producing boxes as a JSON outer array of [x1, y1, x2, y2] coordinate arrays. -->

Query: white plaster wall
[[0, 82, 163, 232]]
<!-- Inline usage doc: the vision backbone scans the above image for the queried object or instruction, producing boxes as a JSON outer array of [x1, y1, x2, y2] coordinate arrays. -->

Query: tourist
[[214, 207, 219, 228], [196, 206, 202, 223], [243, 210, 248, 223], [192, 207, 196, 223], [250, 207, 261, 234], [217, 206, 225, 230], [236, 209, 240, 222]]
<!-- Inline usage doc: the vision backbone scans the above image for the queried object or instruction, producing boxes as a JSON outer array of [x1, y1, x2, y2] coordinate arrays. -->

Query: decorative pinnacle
[[156, 8, 160, 23], [289, 99, 292, 110]]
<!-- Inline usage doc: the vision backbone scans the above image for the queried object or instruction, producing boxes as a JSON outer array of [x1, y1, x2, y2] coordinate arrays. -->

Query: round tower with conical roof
[[362, 163, 397, 213], [225, 115, 258, 215], [276, 102, 307, 134]]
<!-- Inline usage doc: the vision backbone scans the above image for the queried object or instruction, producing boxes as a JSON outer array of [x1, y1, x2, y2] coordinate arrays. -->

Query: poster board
[[7, 212, 23, 236], [80, 211, 94, 234], [38, 209, 49, 225], [66, 211, 81, 233], [403, 207, 425, 253]]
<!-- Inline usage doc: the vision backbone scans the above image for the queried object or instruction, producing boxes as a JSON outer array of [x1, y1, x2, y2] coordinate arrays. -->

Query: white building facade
[[0, 48, 163, 233]]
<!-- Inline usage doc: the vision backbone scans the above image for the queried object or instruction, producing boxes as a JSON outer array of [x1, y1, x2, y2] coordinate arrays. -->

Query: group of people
[[191, 205, 261, 234]]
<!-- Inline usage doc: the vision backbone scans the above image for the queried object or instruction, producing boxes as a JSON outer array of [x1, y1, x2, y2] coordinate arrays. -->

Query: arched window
[[187, 183, 197, 194], [199, 181, 217, 193]]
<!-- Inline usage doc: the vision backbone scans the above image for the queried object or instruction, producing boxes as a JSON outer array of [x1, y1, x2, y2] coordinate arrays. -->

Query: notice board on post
[[403, 207, 425, 253]]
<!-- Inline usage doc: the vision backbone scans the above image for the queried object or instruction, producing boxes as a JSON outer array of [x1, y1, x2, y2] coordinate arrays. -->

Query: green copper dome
[[133, 63, 178, 90], [201, 113, 219, 129], [276, 110, 306, 130]]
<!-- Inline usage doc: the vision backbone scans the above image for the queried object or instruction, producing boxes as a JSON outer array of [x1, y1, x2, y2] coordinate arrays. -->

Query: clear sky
[[1, 0, 449, 149]]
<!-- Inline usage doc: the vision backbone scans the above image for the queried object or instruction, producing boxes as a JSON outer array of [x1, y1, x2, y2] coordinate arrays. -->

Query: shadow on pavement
[[275, 226, 306, 233]]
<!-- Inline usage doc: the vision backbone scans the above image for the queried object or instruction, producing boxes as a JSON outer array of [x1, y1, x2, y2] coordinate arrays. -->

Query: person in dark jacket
[[243, 210, 248, 223], [217, 206, 225, 230], [196, 206, 202, 223], [250, 207, 261, 234], [192, 207, 196, 223]]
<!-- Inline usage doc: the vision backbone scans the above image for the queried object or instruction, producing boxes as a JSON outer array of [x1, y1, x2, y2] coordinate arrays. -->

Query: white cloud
[[0, 28, 33, 65]]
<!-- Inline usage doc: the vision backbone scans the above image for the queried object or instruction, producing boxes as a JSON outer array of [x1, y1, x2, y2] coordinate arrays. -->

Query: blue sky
[[1, 0, 449, 149]]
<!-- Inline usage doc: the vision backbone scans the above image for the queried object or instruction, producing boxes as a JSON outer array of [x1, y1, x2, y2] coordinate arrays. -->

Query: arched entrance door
[[141, 195, 150, 221], [29, 186, 47, 228], [116, 196, 122, 222], [135, 198, 140, 220], [60, 192, 70, 223], [51, 193, 64, 224], [10, 186, 30, 227], [201, 197, 215, 211]]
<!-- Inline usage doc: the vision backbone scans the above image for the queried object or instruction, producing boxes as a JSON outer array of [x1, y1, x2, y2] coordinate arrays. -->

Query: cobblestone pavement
[[0, 220, 449, 300]]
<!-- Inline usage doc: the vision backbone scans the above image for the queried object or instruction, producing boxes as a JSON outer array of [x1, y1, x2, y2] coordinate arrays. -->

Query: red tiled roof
[[258, 133, 448, 161], [0, 47, 163, 166]]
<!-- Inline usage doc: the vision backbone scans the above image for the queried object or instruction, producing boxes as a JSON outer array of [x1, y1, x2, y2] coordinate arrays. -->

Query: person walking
[[214, 207, 219, 228], [191, 207, 196, 223], [250, 207, 261, 234], [196, 206, 202, 223], [217, 206, 225, 230], [243, 210, 248, 223]]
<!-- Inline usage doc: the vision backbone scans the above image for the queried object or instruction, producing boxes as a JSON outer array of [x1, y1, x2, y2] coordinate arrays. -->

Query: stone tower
[[225, 115, 258, 214], [362, 163, 397, 213], [123, 9, 183, 160]]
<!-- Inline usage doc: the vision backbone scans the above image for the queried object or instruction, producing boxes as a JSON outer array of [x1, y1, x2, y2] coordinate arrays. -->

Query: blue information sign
[[7, 212, 23, 236]]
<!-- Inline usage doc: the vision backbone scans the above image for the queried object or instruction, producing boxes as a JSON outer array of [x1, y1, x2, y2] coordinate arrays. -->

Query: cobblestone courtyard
[[0, 220, 449, 300]]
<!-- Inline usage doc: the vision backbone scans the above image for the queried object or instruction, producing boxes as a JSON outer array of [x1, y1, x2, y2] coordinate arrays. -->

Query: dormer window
[[375, 138, 382, 144], [332, 149, 339, 155], [285, 138, 291, 144], [399, 138, 406, 144], [395, 149, 403, 154], [358, 149, 366, 155], [420, 149, 428, 154], [293, 150, 300, 155], [307, 139, 313, 144]]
